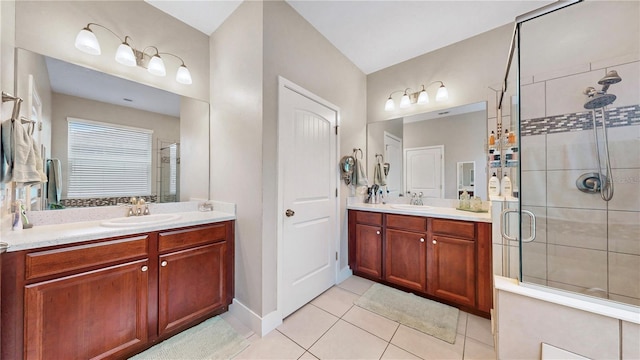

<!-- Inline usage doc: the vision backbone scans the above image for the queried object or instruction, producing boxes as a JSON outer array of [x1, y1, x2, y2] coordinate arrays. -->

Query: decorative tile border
[[521, 104, 640, 137], [60, 195, 158, 208]]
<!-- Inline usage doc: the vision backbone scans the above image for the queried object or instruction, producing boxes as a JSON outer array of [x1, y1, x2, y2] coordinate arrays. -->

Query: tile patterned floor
[[224, 276, 496, 360]]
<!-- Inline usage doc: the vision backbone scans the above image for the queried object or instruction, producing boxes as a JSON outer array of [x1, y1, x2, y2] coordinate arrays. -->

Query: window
[[67, 118, 152, 198]]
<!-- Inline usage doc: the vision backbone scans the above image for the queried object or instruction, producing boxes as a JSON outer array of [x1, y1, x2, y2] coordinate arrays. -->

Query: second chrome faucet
[[126, 197, 150, 216]]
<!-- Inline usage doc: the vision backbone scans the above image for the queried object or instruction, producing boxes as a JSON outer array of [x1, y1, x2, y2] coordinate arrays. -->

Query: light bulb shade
[[384, 97, 395, 111], [400, 93, 411, 108], [176, 65, 192, 85], [436, 84, 449, 101], [417, 90, 429, 104], [75, 28, 101, 55], [147, 55, 166, 76], [115, 43, 136, 67]]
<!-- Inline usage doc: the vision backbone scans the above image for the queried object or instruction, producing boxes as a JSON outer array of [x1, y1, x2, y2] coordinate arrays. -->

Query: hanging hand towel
[[47, 159, 62, 207], [11, 119, 46, 184], [373, 162, 387, 186], [352, 158, 369, 187]]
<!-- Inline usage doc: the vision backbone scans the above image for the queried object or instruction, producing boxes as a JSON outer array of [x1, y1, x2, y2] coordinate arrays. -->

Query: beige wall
[[262, 0, 367, 314], [15, 1, 209, 101], [50, 93, 179, 198], [210, 0, 366, 324], [367, 23, 513, 125], [209, 1, 265, 316]]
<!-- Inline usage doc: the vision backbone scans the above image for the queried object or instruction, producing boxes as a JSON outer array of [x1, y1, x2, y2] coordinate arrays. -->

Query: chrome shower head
[[584, 93, 617, 109], [598, 70, 622, 86]]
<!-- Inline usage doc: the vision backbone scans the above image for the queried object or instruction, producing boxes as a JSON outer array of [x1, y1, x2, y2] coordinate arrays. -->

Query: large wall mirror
[[13, 48, 210, 210], [367, 101, 488, 200]]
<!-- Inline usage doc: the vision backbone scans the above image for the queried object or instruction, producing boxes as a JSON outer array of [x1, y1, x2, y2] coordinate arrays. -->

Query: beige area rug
[[130, 316, 250, 360], [355, 283, 459, 344]]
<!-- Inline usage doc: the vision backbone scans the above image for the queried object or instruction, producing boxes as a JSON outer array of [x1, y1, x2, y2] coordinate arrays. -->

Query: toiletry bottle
[[501, 174, 512, 198], [489, 131, 495, 147], [488, 173, 500, 196], [508, 130, 516, 146], [503, 129, 510, 146]]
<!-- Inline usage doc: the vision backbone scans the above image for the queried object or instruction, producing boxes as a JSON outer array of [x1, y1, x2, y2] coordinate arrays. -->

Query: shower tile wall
[[519, 56, 640, 306]]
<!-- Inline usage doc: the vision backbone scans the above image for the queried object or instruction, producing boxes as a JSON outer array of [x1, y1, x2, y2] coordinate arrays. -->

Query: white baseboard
[[228, 298, 282, 337], [337, 266, 353, 284]]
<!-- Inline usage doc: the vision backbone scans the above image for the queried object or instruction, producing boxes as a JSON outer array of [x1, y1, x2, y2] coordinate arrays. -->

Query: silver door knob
[[161, 261, 168, 267], [376, 231, 380, 235], [285, 209, 295, 217], [432, 240, 437, 244], [141, 265, 148, 272], [420, 238, 425, 243]]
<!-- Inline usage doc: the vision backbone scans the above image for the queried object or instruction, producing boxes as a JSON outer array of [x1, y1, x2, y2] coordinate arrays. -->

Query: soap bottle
[[460, 190, 471, 209], [508, 130, 516, 146], [489, 131, 496, 147], [488, 173, 500, 196], [501, 174, 512, 198], [503, 129, 510, 146]]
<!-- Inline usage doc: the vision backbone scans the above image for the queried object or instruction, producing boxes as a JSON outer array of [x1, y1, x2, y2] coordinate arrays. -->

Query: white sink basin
[[100, 214, 181, 228], [390, 204, 433, 211]]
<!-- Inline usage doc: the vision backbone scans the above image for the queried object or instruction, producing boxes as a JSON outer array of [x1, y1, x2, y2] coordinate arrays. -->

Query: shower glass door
[[517, 1, 640, 307]]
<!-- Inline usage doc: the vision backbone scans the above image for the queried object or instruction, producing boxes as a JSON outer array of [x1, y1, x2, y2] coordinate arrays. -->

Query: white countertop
[[347, 202, 492, 223], [1, 206, 235, 253]]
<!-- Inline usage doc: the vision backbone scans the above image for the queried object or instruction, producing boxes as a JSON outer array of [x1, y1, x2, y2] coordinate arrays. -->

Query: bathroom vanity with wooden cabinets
[[1, 221, 234, 360], [348, 209, 492, 317]]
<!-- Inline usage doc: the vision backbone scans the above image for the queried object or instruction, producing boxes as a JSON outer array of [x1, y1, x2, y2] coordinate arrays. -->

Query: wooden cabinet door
[[385, 228, 426, 292], [427, 235, 476, 307], [354, 224, 383, 279], [24, 260, 149, 360], [158, 241, 227, 336]]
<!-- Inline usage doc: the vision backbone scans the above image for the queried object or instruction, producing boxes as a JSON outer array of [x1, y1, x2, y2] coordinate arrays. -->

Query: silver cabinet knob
[[376, 231, 381, 235], [141, 265, 148, 272], [420, 238, 425, 243], [285, 209, 295, 217], [161, 261, 168, 267], [432, 240, 437, 245]]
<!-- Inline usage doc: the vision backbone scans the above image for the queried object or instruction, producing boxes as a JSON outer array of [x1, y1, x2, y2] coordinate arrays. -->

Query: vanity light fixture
[[74, 23, 193, 85], [384, 81, 448, 111]]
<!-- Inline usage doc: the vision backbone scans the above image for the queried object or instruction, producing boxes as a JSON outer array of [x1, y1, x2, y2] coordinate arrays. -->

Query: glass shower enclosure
[[159, 142, 180, 203], [501, 0, 640, 308]]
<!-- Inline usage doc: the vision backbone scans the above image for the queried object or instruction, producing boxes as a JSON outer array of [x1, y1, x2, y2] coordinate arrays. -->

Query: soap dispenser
[[488, 173, 500, 196], [501, 174, 512, 198]]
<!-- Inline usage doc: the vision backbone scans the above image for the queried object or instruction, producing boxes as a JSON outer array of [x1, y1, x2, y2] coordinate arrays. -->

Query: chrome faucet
[[125, 196, 150, 216], [409, 192, 424, 205]]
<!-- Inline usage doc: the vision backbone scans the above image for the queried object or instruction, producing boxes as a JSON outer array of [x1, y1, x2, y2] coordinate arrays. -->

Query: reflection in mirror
[[457, 161, 475, 197], [367, 101, 487, 200], [13, 48, 209, 210]]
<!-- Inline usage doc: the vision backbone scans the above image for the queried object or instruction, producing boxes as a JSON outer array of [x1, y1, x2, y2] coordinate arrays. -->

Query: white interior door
[[404, 146, 444, 198], [279, 79, 338, 318], [383, 131, 402, 196]]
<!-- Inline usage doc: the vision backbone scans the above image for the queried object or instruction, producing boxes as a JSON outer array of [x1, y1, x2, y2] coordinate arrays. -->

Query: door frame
[[403, 145, 445, 198], [276, 76, 341, 320]]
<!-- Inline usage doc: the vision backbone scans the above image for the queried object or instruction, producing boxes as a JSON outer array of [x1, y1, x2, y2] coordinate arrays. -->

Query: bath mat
[[129, 316, 250, 360], [355, 283, 459, 344]]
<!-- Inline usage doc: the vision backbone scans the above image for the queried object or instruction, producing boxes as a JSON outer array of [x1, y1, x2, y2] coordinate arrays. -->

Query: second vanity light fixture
[[385, 81, 448, 111], [75, 23, 193, 85]]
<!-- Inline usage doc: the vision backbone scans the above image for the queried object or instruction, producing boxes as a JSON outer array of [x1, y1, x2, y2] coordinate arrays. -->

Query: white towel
[[9, 120, 47, 184], [373, 162, 387, 186], [352, 158, 369, 187]]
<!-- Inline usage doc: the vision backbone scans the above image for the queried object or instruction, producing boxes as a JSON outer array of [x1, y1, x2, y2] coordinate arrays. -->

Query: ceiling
[[146, 0, 555, 74]]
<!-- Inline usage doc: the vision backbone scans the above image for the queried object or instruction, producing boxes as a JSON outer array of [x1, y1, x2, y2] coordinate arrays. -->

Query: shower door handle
[[521, 209, 536, 243], [500, 208, 536, 243], [501, 208, 519, 241]]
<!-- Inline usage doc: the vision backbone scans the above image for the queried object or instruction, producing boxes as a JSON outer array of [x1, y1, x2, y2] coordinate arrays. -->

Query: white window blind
[[67, 118, 152, 198]]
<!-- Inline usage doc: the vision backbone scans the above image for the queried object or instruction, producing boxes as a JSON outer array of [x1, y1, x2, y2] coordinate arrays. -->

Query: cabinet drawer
[[386, 214, 427, 232], [431, 218, 475, 239], [25, 236, 149, 281], [159, 224, 226, 252], [355, 211, 383, 226]]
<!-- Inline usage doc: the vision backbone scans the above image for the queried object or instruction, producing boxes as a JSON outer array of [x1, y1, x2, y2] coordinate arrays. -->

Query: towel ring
[[375, 154, 384, 163], [352, 148, 363, 159]]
